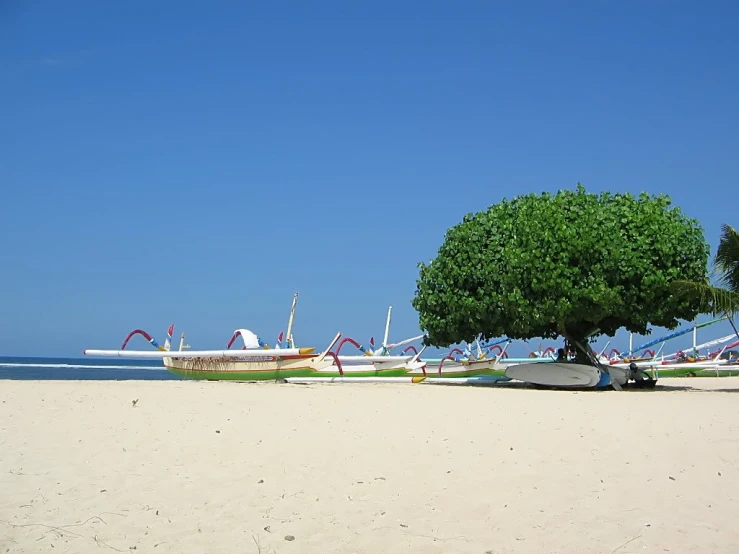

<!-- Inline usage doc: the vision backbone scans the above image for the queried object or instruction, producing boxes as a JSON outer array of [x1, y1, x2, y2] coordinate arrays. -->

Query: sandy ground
[[1, 378, 739, 554]]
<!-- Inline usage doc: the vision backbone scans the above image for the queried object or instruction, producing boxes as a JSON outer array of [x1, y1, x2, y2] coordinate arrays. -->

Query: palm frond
[[715, 224, 739, 293], [670, 279, 739, 316]]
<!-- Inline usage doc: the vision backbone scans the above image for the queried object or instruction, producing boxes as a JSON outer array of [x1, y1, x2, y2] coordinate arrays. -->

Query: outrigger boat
[[506, 317, 739, 388], [326, 306, 511, 380], [82, 294, 510, 382], [602, 316, 739, 378]]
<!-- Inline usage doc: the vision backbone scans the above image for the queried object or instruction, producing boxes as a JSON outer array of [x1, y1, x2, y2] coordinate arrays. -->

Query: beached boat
[[86, 329, 440, 381], [85, 327, 422, 384], [607, 332, 739, 378], [505, 362, 602, 388], [83, 294, 510, 381]]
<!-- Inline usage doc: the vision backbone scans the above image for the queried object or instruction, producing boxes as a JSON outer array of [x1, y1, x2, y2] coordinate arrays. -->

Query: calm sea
[[0, 356, 183, 381]]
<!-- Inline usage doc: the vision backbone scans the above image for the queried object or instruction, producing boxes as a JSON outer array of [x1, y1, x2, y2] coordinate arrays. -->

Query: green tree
[[412, 184, 710, 364], [670, 223, 739, 316]]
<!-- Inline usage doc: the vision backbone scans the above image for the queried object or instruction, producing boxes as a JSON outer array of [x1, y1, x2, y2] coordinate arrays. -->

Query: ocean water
[[0, 356, 183, 381]]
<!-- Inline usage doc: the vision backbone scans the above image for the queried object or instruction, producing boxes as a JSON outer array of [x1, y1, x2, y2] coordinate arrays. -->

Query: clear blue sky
[[1, 1, 737, 357]]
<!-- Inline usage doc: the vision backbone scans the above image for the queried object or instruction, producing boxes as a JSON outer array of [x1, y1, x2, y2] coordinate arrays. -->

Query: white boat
[[83, 294, 504, 381], [505, 362, 601, 388]]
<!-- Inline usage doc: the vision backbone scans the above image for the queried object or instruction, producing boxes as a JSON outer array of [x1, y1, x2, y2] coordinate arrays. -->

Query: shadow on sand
[[645, 383, 739, 393], [491, 380, 739, 393]]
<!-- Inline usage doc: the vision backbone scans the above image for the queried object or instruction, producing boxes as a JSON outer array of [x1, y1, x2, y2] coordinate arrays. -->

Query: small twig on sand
[[4, 515, 110, 541], [278, 490, 304, 500], [93, 534, 127, 552], [63, 515, 108, 528], [611, 533, 642, 554], [4, 522, 83, 538], [402, 530, 472, 543]]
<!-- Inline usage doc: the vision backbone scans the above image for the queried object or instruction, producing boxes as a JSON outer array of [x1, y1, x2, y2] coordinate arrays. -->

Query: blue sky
[[1, 1, 737, 357]]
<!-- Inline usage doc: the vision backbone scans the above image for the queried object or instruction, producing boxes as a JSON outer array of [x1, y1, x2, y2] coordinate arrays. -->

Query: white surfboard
[[505, 362, 600, 388]]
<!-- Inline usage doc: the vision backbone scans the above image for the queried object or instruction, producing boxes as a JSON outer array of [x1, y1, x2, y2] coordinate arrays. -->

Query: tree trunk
[[559, 322, 595, 366]]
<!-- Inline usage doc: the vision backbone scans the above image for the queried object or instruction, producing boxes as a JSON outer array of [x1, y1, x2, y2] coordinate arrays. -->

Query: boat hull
[[284, 375, 510, 385], [505, 362, 601, 388], [409, 361, 508, 379], [163, 355, 510, 381], [640, 366, 739, 378], [164, 356, 408, 381]]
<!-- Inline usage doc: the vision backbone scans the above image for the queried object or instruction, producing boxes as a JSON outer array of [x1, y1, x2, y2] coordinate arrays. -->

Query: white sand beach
[[2, 378, 739, 553]]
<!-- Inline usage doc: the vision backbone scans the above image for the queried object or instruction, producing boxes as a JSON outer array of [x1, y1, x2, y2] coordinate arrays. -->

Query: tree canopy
[[412, 184, 710, 358], [671, 223, 739, 316]]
